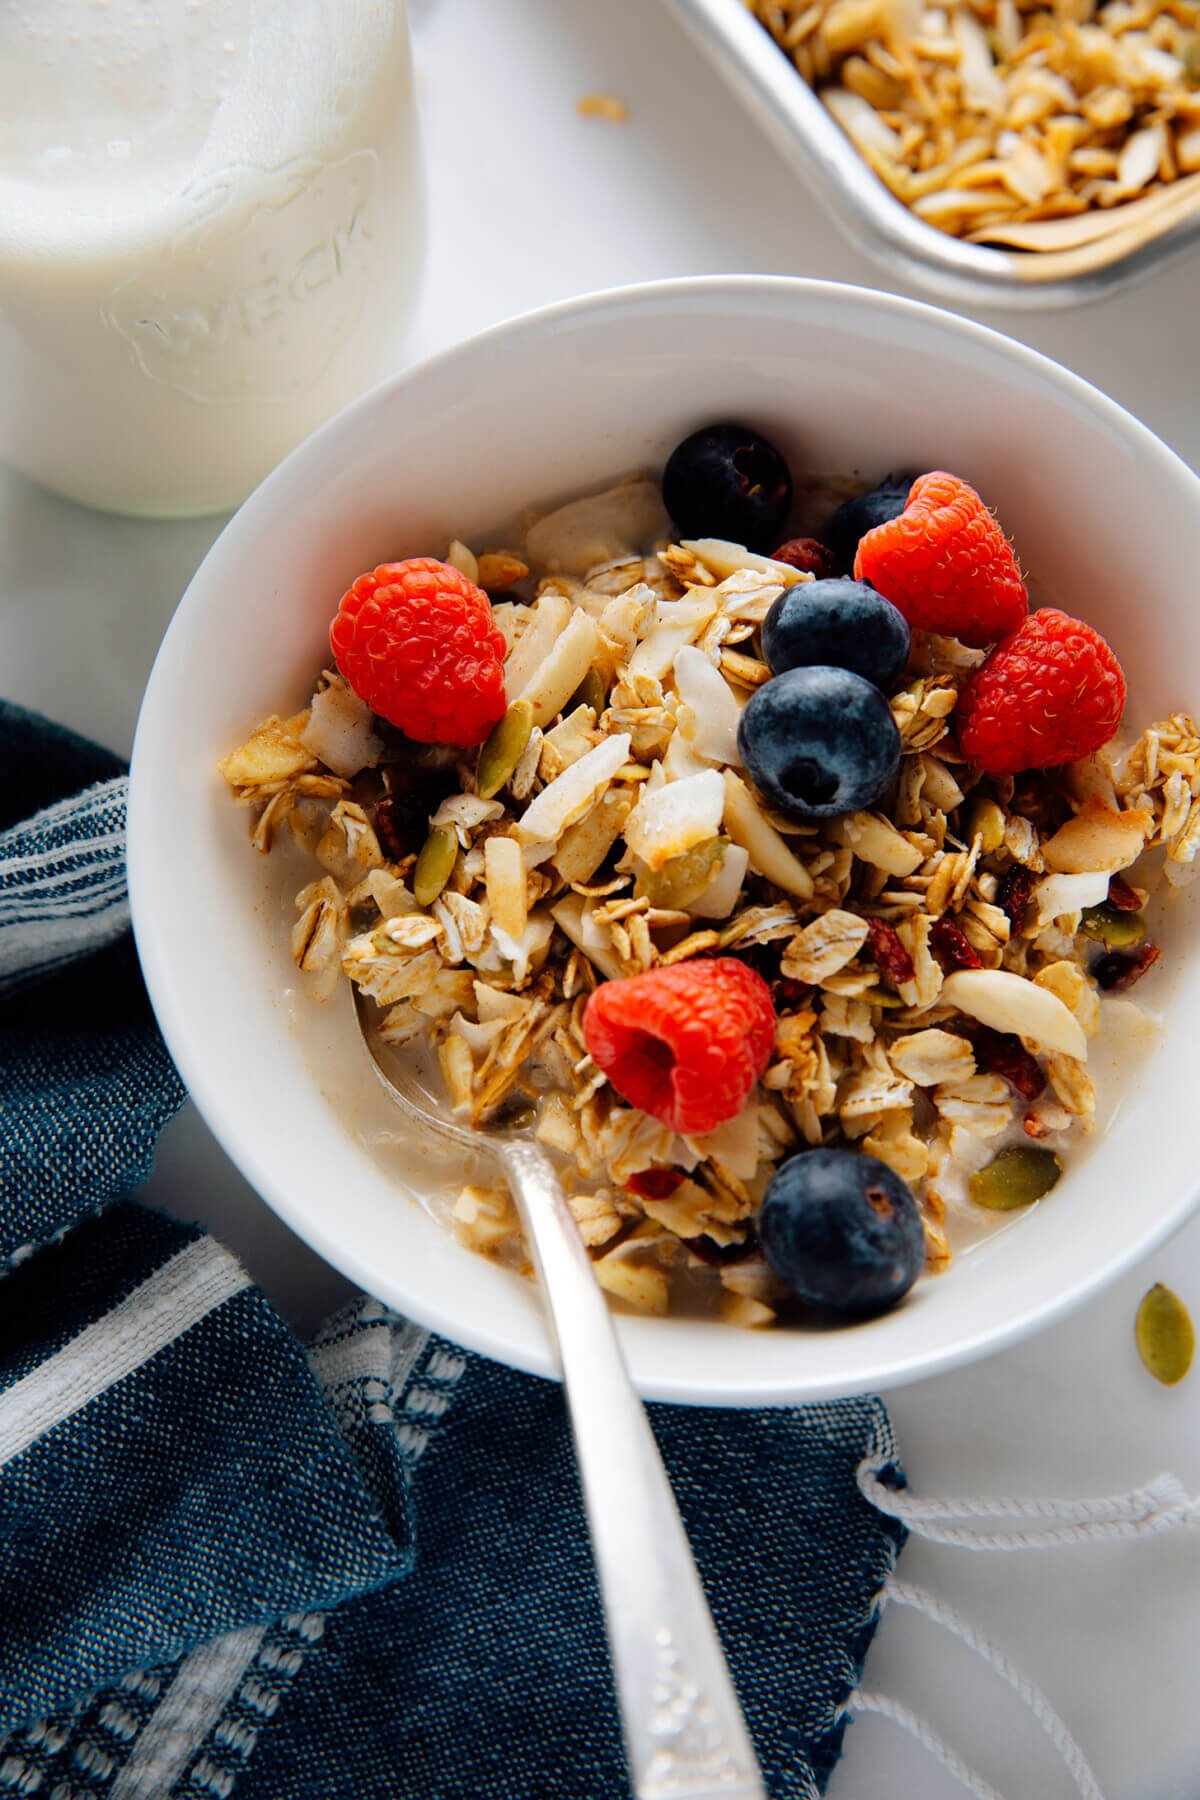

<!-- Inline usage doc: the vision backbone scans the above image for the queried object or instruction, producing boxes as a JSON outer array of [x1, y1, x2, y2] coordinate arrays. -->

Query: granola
[[221, 451, 1186, 1329], [746, 0, 1200, 247]]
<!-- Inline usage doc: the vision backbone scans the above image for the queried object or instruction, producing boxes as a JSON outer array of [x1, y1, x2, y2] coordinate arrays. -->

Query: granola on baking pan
[[747, 0, 1200, 247], [222, 423, 1187, 1327]]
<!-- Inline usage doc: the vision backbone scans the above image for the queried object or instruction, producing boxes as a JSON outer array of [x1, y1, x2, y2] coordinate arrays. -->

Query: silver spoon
[[353, 989, 767, 1800]]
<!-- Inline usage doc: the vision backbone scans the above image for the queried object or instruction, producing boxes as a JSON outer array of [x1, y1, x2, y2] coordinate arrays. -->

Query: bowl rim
[[129, 273, 1200, 1403]]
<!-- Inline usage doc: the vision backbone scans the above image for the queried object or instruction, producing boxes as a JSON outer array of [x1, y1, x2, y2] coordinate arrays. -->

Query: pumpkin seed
[[635, 837, 726, 909], [963, 794, 1006, 855], [475, 700, 534, 800], [567, 668, 609, 716], [968, 1145, 1062, 1210], [868, 988, 905, 1009], [413, 825, 457, 908], [487, 1094, 537, 1132], [1080, 903, 1146, 949], [1136, 1283, 1195, 1385]]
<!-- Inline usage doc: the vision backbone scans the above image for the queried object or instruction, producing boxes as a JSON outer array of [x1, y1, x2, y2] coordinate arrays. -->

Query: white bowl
[[129, 276, 1200, 1405]]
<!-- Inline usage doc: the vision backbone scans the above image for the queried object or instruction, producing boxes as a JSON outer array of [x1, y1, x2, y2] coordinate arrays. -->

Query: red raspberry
[[582, 959, 775, 1137], [330, 558, 507, 748], [853, 472, 1027, 647], [956, 608, 1126, 776]]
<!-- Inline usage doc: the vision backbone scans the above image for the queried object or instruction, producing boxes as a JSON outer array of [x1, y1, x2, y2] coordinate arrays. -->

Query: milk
[[0, 0, 424, 516]]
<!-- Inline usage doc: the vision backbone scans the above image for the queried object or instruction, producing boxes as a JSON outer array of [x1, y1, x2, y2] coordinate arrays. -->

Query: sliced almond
[[445, 539, 479, 583], [673, 644, 743, 765], [219, 712, 315, 789], [722, 770, 814, 900], [941, 969, 1088, 1061], [832, 811, 924, 876], [516, 610, 601, 728], [504, 593, 573, 696], [1041, 799, 1153, 874], [680, 538, 808, 586]]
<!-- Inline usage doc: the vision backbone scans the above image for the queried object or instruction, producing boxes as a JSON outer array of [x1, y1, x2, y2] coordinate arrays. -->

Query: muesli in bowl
[[220, 421, 1193, 1330]]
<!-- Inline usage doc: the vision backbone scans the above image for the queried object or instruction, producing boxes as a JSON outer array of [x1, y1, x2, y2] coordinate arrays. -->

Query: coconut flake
[[516, 733, 632, 845], [430, 794, 506, 841], [623, 769, 726, 871], [300, 674, 383, 778], [685, 844, 750, 920], [1029, 868, 1111, 932], [524, 477, 670, 576], [684, 1100, 762, 1181], [674, 645, 743, 766]]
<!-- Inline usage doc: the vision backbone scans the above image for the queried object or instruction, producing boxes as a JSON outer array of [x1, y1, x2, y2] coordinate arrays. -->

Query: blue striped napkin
[[0, 699, 906, 1799]]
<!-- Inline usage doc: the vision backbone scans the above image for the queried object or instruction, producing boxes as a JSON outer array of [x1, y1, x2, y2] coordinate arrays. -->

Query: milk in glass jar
[[0, 0, 423, 515]]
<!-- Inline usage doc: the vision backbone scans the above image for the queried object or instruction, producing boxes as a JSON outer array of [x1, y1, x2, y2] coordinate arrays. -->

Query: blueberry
[[762, 577, 911, 692], [759, 1147, 925, 1316], [662, 422, 792, 550], [736, 665, 900, 820], [824, 473, 921, 571]]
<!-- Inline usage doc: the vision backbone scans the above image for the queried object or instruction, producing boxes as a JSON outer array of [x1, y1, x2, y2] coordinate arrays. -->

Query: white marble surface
[[4, 0, 1200, 1794]]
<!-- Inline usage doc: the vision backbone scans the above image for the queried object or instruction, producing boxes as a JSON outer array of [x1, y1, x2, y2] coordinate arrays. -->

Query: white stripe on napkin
[[0, 774, 133, 994], [307, 1321, 408, 1391], [0, 899, 131, 990], [0, 828, 126, 883], [107, 1625, 268, 1800], [0, 1238, 251, 1468]]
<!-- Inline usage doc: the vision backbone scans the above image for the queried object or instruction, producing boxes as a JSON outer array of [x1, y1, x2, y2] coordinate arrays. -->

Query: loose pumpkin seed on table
[[1135, 1283, 1195, 1385]]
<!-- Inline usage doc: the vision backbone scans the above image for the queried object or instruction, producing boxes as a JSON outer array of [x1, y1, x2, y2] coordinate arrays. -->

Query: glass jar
[[0, 0, 424, 516]]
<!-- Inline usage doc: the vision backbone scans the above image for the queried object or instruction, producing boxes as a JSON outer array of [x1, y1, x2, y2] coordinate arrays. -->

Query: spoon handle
[[499, 1138, 767, 1800]]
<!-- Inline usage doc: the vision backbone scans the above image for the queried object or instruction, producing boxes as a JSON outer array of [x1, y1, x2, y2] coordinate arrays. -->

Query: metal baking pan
[[663, 0, 1200, 309]]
